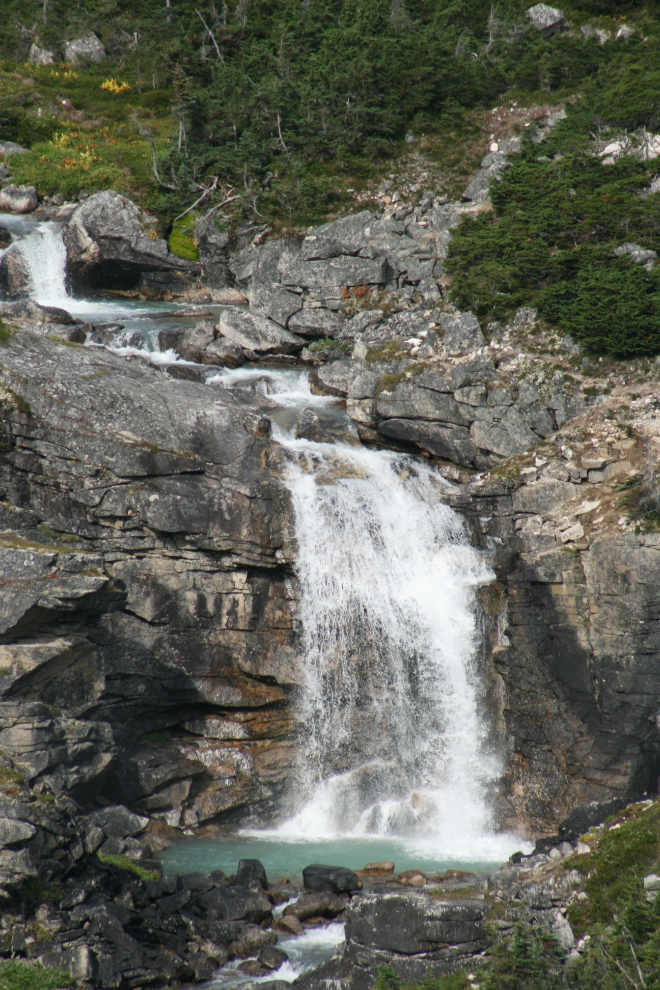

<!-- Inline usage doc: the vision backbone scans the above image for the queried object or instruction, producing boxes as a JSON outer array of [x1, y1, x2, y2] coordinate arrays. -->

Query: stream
[[3, 218, 530, 987]]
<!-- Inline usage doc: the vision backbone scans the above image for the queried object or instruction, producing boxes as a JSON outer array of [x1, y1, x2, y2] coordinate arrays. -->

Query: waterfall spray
[[275, 437, 503, 856]]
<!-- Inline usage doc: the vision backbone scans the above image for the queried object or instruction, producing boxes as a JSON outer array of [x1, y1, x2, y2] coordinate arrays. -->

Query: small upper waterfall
[[15, 222, 69, 307], [273, 430, 505, 858]]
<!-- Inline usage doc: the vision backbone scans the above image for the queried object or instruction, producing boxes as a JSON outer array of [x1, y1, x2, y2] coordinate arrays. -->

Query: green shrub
[[447, 150, 660, 357]]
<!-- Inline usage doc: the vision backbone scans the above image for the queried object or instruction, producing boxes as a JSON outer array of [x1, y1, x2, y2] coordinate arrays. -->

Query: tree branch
[[196, 9, 224, 61]]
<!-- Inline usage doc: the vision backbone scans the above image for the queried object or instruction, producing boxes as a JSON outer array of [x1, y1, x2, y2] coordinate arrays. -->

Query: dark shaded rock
[[303, 865, 362, 895], [557, 798, 628, 841], [236, 858, 268, 890], [196, 886, 272, 923], [259, 945, 288, 970], [159, 328, 185, 351], [158, 888, 192, 915], [87, 805, 148, 838], [195, 214, 231, 288]]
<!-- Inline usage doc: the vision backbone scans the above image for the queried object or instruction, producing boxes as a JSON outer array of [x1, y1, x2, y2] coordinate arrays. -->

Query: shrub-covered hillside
[[0, 0, 659, 353]]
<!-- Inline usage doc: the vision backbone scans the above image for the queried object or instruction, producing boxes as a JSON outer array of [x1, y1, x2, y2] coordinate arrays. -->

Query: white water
[[15, 221, 70, 308], [264, 419, 514, 861], [210, 923, 345, 989]]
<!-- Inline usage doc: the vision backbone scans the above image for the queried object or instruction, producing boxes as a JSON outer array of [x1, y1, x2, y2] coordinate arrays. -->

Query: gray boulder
[[279, 256, 389, 292], [526, 4, 569, 35], [0, 142, 27, 157], [218, 308, 305, 355], [0, 244, 31, 298], [438, 312, 485, 354], [376, 381, 470, 427], [300, 212, 373, 260], [176, 319, 247, 367], [249, 284, 302, 328], [614, 242, 657, 266], [28, 43, 55, 65], [0, 185, 38, 215], [63, 33, 107, 65], [288, 308, 342, 339], [0, 299, 73, 324], [378, 419, 477, 467], [63, 191, 199, 298], [311, 360, 360, 397]]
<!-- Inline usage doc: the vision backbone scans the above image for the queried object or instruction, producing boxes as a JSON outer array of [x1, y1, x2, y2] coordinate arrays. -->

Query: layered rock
[[445, 401, 660, 835], [0, 331, 298, 830]]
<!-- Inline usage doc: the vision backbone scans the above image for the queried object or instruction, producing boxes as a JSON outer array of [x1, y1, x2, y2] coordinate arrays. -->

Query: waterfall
[[276, 436, 504, 857], [16, 222, 69, 307]]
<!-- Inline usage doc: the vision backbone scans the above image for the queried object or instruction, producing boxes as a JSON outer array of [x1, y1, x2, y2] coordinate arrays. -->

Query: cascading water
[[15, 221, 70, 307], [267, 424, 509, 860]]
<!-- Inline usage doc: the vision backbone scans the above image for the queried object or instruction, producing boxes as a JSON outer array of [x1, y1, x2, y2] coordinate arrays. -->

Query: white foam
[[271, 439, 517, 858]]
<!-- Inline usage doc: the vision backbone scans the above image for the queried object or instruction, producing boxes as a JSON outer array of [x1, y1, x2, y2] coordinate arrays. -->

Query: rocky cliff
[[0, 332, 301, 839]]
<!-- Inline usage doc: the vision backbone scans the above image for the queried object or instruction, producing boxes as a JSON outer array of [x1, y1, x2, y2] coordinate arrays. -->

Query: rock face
[[0, 184, 38, 214], [298, 893, 488, 990], [63, 191, 201, 299], [0, 331, 299, 830], [446, 408, 660, 836], [194, 214, 231, 288], [230, 203, 466, 337]]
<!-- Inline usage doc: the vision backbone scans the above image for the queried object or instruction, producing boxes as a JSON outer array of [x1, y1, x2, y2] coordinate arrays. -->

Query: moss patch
[[96, 852, 159, 881], [0, 961, 75, 990]]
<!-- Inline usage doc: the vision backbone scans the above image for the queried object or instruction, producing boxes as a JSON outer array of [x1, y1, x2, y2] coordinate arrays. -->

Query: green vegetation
[[447, 26, 660, 357], [96, 852, 159, 881], [0, 961, 74, 990], [1, 0, 659, 229], [0, 320, 11, 344], [615, 474, 660, 529], [168, 214, 199, 260]]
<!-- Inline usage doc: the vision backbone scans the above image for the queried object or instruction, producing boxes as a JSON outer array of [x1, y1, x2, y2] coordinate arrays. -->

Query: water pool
[[160, 833, 521, 883]]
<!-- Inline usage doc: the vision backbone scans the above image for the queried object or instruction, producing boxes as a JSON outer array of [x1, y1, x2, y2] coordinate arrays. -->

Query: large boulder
[[526, 3, 569, 35], [218, 308, 305, 355], [302, 864, 362, 894], [63, 33, 107, 65], [175, 320, 245, 366], [63, 191, 200, 298], [0, 185, 38, 215], [438, 312, 485, 355], [296, 893, 488, 990]]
